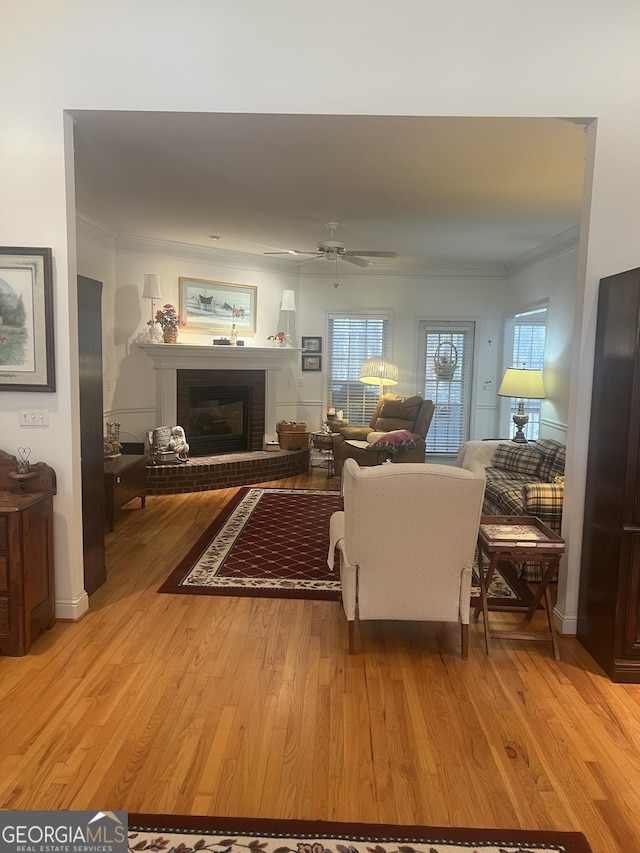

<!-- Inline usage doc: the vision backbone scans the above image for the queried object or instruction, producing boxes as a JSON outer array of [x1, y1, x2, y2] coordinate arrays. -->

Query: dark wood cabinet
[[578, 267, 640, 681], [0, 450, 56, 656]]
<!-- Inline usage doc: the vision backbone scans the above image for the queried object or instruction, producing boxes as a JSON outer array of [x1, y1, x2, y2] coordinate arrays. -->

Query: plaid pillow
[[533, 439, 566, 482], [492, 444, 543, 478]]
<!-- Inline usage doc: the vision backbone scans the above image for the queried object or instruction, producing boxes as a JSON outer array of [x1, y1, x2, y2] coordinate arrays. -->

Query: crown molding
[[113, 233, 296, 275], [76, 215, 574, 281], [298, 261, 507, 279], [506, 225, 580, 277], [76, 211, 117, 248]]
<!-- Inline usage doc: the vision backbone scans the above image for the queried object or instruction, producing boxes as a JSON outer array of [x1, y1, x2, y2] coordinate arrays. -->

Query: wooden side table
[[104, 454, 147, 531], [474, 515, 565, 660]]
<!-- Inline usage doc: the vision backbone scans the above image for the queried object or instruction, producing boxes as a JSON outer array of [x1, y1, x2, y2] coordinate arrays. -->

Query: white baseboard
[[553, 603, 577, 636], [55, 592, 90, 621]]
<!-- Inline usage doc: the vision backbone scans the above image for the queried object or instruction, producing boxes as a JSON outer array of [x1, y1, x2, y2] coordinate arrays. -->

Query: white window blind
[[327, 314, 390, 425], [508, 308, 547, 440], [420, 322, 474, 454]]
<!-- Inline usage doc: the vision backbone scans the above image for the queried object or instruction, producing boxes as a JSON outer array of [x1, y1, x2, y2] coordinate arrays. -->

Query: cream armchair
[[328, 458, 485, 657]]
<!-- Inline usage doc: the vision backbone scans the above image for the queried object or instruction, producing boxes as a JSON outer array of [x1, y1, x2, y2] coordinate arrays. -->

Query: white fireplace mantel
[[138, 343, 300, 436]]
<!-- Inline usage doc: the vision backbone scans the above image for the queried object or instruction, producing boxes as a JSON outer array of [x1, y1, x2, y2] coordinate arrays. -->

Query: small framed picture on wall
[[301, 353, 322, 372], [301, 336, 322, 353]]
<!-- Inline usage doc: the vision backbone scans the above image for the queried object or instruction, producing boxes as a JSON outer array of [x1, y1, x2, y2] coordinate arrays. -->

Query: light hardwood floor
[[0, 469, 638, 853]]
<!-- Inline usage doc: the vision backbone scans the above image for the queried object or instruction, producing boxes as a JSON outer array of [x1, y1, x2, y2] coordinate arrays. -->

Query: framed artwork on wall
[[0, 247, 55, 392], [179, 277, 257, 334], [301, 336, 322, 353], [302, 353, 322, 372]]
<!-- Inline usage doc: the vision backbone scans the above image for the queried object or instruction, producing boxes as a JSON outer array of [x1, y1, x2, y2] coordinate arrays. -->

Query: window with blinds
[[327, 314, 390, 424], [420, 322, 474, 454], [506, 307, 547, 440]]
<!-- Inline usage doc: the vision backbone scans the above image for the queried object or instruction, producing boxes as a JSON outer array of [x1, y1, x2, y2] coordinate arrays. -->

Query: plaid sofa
[[482, 438, 565, 581]]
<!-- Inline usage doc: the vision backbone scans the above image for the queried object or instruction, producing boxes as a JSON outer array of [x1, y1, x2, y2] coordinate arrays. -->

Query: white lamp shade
[[498, 367, 546, 399], [359, 357, 399, 387], [281, 290, 296, 312], [143, 273, 162, 300]]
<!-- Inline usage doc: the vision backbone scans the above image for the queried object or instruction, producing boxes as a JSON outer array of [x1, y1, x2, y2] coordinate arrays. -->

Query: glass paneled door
[[419, 321, 475, 455]]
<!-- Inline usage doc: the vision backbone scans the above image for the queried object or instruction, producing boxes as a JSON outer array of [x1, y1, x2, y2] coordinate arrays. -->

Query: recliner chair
[[332, 394, 435, 476]]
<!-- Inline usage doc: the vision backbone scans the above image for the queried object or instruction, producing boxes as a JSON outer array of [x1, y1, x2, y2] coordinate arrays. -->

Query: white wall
[[297, 268, 507, 437], [503, 241, 580, 442], [3, 0, 640, 633]]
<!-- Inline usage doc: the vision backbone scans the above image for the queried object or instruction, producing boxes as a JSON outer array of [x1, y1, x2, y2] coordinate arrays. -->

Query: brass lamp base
[[511, 403, 529, 443]]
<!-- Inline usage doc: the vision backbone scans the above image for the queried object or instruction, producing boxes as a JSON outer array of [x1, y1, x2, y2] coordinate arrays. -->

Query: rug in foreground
[[158, 487, 534, 608], [128, 813, 593, 853]]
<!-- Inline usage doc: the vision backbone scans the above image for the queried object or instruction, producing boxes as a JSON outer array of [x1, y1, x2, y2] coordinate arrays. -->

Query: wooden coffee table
[[474, 515, 565, 660]]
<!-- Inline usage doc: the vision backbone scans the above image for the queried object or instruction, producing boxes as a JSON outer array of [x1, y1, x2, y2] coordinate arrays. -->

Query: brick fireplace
[[138, 342, 295, 436], [138, 343, 308, 493]]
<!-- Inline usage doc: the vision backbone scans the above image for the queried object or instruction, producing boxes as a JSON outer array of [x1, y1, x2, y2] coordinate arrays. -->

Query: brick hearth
[[146, 448, 309, 495]]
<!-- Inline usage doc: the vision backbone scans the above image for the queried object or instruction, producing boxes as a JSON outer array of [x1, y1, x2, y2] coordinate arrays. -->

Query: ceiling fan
[[263, 222, 398, 267]]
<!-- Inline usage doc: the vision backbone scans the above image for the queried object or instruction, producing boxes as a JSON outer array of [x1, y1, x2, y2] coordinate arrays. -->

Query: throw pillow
[[365, 429, 417, 455], [533, 438, 566, 481], [492, 443, 543, 478]]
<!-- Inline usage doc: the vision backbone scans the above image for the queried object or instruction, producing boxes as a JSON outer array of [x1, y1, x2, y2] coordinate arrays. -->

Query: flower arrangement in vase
[[267, 331, 290, 347], [152, 304, 185, 343]]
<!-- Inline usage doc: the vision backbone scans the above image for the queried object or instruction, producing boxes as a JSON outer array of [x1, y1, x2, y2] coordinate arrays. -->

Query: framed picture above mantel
[[0, 247, 55, 392], [179, 277, 257, 335]]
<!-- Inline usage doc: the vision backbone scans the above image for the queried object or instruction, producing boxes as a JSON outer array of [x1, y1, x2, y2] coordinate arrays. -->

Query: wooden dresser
[[578, 267, 640, 681], [0, 449, 56, 656]]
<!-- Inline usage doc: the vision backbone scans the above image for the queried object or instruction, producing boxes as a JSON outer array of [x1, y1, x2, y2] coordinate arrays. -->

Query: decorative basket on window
[[434, 341, 458, 380]]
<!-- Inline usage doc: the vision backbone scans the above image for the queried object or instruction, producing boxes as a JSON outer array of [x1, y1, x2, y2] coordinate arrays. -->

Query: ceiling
[[71, 112, 588, 269]]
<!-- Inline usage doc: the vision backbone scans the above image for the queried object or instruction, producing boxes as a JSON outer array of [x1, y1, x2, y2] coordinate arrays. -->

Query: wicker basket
[[277, 422, 307, 433], [277, 422, 309, 450], [278, 431, 310, 450]]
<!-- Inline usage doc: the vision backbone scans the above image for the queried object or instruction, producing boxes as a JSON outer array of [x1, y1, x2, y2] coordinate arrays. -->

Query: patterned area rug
[[158, 488, 343, 599], [158, 487, 534, 608], [128, 813, 593, 853]]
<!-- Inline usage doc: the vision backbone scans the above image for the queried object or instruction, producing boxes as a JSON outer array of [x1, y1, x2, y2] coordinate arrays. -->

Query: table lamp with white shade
[[498, 365, 546, 443], [281, 289, 296, 344], [143, 273, 162, 325]]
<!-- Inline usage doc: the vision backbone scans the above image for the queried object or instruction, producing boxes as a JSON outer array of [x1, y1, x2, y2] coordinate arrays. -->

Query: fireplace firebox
[[186, 385, 250, 456], [176, 368, 266, 456]]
